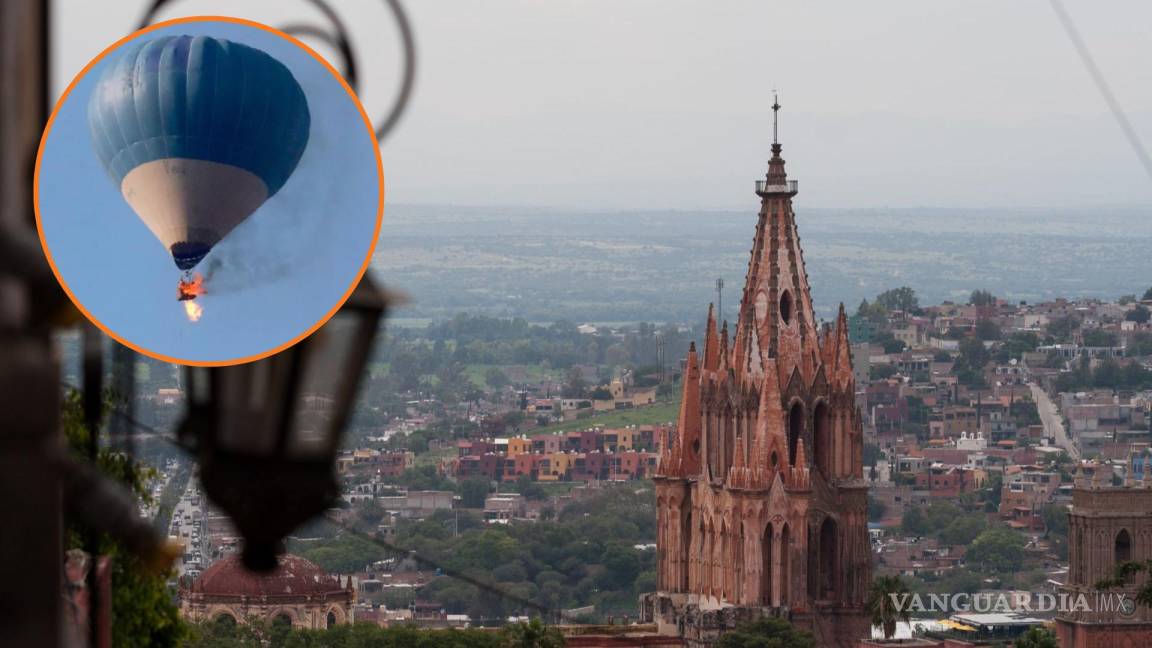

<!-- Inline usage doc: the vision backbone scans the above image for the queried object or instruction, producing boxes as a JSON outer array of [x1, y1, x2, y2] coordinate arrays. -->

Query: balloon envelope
[[88, 35, 311, 270]]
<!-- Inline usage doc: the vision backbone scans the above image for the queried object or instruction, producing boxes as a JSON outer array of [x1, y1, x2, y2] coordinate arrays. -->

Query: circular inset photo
[[36, 17, 383, 365]]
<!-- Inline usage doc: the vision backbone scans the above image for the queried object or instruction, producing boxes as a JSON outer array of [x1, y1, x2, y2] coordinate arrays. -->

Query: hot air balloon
[[87, 35, 311, 285]]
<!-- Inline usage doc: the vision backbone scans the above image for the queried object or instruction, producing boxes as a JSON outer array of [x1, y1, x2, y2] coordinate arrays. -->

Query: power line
[[62, 381, 563, 623], [321, 513, 558, 622], [1049, 0, 1152, 183]]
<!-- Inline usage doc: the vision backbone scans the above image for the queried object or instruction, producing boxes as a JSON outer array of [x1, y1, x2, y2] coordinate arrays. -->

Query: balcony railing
[[755, 179, 798, 195]]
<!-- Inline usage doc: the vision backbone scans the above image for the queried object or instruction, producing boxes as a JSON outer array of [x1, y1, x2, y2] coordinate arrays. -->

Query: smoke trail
[[200, 65, 348, 295]]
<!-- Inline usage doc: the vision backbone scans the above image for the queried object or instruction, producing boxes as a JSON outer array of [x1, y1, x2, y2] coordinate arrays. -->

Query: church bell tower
[[647, 98, 872, 648]]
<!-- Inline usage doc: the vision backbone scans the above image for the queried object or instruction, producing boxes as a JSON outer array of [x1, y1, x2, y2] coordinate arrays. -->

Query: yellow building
[[548, 452, 574, 481], [507, 437, 530, 456]]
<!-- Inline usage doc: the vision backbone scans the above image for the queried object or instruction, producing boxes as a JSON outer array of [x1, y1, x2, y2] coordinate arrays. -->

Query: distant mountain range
[[372, 204, 1152, 325]]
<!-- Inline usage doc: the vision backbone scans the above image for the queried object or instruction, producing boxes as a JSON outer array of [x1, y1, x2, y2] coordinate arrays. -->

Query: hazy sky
[[41, 20, 379, 363], [55, 1, 1152, 210]]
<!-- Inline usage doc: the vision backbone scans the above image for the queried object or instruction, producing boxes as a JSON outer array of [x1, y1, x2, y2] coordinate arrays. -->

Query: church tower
[[647, 100, 871, 647], [1055, 461, 1152, 646]]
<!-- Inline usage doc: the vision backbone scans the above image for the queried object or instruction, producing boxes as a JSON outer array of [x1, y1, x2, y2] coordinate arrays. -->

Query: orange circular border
[[34, 15, 385, 367]]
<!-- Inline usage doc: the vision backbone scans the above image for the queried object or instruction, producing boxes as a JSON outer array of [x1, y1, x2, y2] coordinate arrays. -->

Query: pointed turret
[[751, 358, 789, 490], [703, 305, 720, 373], [730, 428, 749, 489], [791, 437, 811, 490], [718, 321, 730, 374], [832, 303, 855, 390], [677, 342, 702, 476]]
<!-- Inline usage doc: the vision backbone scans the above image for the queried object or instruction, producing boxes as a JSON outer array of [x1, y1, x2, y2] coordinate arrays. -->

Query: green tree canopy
[[461, 478, 492, 508], [975, 319, 1002, 341], [1126, 305, 1151, 324], [875, 287, 920, 315], [716, 617, 816, 648], [970, 289, 997, 306], [966, 528, 1025, 573], [1015, 626, 1058, 648]]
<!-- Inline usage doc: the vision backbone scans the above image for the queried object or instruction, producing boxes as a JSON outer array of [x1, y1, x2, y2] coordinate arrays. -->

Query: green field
[[530, 398, 681, 435]]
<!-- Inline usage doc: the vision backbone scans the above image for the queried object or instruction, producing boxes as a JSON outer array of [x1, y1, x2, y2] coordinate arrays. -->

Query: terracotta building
[[644, 106, 871, 647], [180, 554, 354, 630], [1055, 464, 1152, 646]]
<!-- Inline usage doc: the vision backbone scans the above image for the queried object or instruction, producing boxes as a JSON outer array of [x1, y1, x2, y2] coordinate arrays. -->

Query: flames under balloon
[[178, 272, 207, 322]]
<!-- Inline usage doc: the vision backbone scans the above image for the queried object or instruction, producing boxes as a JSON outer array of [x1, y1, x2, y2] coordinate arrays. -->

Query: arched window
[[813, 401, 831, 476], [1116, 529, 1132, 563], [213, 613, 237, 634], [761, 524, 774, 606], [788, 402, 804, 465], [819, 518, 837, 599], [779, 524, 791, 607], [327, 610, 338, 629], [780, 291, 793, 325], [735, 523, 746, 604]]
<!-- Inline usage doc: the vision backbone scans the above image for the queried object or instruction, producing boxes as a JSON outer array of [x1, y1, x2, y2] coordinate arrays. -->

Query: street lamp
[[178, 275, 389, 571]]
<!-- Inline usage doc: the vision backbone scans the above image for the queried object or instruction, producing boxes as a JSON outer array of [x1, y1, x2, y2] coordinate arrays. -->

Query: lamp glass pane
[[216, 360, 290, 454], [288, 313, 362, 458]]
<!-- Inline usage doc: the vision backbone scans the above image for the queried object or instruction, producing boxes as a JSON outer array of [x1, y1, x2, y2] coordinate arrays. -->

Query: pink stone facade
[[645, 138, 871, 647]]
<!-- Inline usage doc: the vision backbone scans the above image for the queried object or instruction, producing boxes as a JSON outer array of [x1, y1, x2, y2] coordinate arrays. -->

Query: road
[[1030, 382, 1079, 459]]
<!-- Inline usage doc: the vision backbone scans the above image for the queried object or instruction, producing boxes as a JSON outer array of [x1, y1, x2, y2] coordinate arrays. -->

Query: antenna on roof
[[772, 90, 781, 144]]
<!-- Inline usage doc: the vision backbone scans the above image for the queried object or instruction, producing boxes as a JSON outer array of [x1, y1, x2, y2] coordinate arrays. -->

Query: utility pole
[[716, 278, 724, 324]]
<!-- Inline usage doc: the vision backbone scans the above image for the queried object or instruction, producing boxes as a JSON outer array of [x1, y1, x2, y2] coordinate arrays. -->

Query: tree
[[867, 575, 912, 640], [875, 287, 920, 315], [870, 364, 899, 380], [1082, 329, 1118, 347], [1041, 503, 1069, 538], [61, 390, 186, 648], [966, 528, 1025, 573], [979, 472, 1003, 512], [562, 366, 587, 398], [499, 618, 565, 648], [1126, 305, 1151, 324], [486, 367, 510, 390], [902, 508, 927, 535], [461, 478, 491, 508], [938, 514, 988, 545], [300, 533, 383, 573], [956, 337, 990, 387], [716, 617, 816, 648], [868, 496, 887, 522], [970, 289, 997, 306], [998, 331, 1040, 363], [1120, 294, 1138, 305], [1144, 286, 1152, 301], [975, 319, 1001, 341], [589, 386, 613, 400], [1015, 626, 1058, 648], [1097, 559, 1152, 608], [1047, 315, 1080, 343], [1129, 332, 1152, 357]]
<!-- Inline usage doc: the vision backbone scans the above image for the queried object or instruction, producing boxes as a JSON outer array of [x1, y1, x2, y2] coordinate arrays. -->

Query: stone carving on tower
[[645, 99, 871, 648]]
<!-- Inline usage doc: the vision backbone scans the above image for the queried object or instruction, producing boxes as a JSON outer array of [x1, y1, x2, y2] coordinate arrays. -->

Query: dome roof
[[190, 554, 346, 598]]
